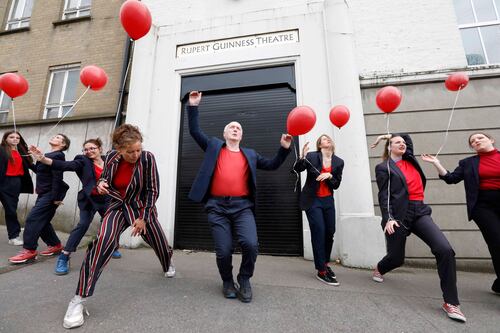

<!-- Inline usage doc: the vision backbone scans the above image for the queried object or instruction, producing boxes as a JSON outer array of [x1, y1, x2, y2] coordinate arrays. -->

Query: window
[[6, 0, 34, 30], [63, 0, 91, 20], [44, 66, 80, 119], [453, 0, 500, 65], [0, 91, 11, 123]]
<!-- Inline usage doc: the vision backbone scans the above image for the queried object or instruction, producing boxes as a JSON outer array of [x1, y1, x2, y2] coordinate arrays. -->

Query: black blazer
[[439, 151, 500, 221], [51, 155, 104, 210], [186, 105, 291, 203], [33, 150, 69, 201], [293, 151, 344, 210], [0, 147, 34, 194], [375, 134, 427, 226]]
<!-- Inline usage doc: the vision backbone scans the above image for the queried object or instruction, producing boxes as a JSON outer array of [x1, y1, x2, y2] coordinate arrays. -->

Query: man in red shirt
[[186, 91, 292, 303]]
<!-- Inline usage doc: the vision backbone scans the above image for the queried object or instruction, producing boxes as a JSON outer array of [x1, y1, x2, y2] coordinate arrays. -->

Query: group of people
[[0, 91, 498, 328]]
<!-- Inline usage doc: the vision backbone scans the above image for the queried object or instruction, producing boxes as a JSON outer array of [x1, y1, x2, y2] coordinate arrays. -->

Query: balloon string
[[435, 88, 462, 158], [114, 40, 133, 129], [46, 86, 91, 136], [385, 114, 395, 222], [11, 99, 17, 134]]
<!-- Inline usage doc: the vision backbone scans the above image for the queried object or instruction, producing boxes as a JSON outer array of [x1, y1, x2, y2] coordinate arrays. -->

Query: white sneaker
[[165, 263, 176, 278], [8, 237, 23, 246], [63, 296, 88, 329]]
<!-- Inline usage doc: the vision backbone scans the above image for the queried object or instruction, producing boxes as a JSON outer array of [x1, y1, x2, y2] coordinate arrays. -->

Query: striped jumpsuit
[[76, 150, 172, 297]]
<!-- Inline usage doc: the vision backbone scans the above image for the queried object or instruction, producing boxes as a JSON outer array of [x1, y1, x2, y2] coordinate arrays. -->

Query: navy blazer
[[186, 105, 291, 203], [0, 147, 34, 194], [375, 134, 427, 226], [439, 151, 500, 221], [293, 151, 344, 210], [51, 155, 105, 210], [33, 150, 69, 201], [100, 150, 159, 224]]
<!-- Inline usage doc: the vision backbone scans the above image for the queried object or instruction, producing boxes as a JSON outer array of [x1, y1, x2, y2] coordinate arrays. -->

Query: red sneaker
[[442, 303, 466, 323], [372, 268, 384, 283], [39, 244, 63, 256], [9, 249, 38, 264]]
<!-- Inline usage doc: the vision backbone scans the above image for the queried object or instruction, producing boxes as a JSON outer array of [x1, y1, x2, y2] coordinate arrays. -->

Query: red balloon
[[376, 86, 402, 113], [445, 73, 469, 91], [0, 73, 29, 99], [120, 0, 152, 40], [80, 65, 108, 91], [287, 106, 316, 136], [329, 105, 350, 129]]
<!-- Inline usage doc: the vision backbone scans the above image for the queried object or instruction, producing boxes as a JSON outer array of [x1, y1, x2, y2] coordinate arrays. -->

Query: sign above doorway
[[176, 29, 299, 58]]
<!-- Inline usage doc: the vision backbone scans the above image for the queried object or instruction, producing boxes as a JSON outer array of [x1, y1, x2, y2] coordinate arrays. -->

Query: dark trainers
[[492, 279, 500, 295], [326, 266, 337, 278], [222, 280, 237, 299], [237, 277, 252, 303], [55, 253, 70, 275], [316, 271, 339, 286]]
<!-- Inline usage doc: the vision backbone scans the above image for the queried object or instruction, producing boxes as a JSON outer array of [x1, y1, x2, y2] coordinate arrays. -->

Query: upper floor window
[[44, 66, 80, 119], [0, 91, 11, 123], [453, 0, 500, 65], [6, 0, 34, 30], [63, 0, 91, 20]]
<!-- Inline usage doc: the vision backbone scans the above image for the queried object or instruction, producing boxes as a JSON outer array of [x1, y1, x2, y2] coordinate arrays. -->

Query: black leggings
[[472, 190, 500, 286], [377, 201, 459, 305]]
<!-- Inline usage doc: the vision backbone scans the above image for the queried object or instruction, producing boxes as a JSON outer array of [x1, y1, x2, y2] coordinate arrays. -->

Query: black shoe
[[326, 266, 336, 278], [237, 277, 252, 303], [222, 280, 238, 299], [492, 279, 500, 295], [316, 272, 340, 286]]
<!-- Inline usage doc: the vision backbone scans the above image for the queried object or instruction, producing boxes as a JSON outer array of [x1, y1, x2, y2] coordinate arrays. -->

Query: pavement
[[0, 225, 499, 333]]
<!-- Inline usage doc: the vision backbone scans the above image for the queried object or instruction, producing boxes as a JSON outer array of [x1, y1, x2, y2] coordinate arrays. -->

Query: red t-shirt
[[5, 150, 24, 176], [316, 165, 333, 197], [479, 149, 500, 190], [113, 159, 135, 198], [91, 163, 103, 196], [210, 147, 250, 197], [395, 159, 424, 201]]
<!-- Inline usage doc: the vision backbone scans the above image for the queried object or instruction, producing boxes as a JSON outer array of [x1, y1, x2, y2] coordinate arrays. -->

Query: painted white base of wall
[[338, 216, 385, 269]]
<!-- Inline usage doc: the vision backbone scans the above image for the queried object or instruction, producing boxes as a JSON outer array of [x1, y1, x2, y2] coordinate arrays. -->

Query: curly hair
[[112, 124, 143, 149]]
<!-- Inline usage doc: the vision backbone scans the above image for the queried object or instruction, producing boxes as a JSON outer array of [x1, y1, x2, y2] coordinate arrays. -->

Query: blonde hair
[[112, 124, 143, 149]]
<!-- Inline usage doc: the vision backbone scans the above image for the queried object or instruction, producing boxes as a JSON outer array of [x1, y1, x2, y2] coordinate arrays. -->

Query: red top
[[479, 149, 500, 190], [90, 163, 104, 196], [210, 147, 250, 197], [316, 165, 333, 197], [113, 159, 135, 198], [5, 150, 24, 176], [395, 159, 424, 201]]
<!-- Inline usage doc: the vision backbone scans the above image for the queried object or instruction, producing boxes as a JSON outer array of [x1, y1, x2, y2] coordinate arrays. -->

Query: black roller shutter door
[[175, 65, 302, 256]]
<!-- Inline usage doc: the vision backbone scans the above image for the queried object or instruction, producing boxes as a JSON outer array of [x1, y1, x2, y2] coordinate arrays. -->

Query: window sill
[[0, 26, 30, 36], [53, 15, 91, 26]]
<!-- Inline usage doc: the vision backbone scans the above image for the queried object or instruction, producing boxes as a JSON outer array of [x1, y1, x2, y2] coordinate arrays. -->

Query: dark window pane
[[461, 28, 487, 64]]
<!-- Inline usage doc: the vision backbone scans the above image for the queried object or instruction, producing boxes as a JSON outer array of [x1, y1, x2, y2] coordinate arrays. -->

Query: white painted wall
[[349, 0, 467, 76], [126, 0, 385, 267]]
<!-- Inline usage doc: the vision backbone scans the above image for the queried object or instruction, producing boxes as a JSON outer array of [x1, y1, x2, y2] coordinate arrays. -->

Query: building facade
[[125, 0, 499, 269], [0, 0, 128, 233]]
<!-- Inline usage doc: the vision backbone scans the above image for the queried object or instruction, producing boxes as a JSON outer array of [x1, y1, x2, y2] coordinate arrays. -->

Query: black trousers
[[0, 176, 22, 239], [23, 194, 61, 250], [472, 190, 500, 287], [377, 201, 459, 305]]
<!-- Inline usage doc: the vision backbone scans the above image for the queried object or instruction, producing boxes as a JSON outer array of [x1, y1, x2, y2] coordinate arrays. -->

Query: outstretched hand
[[280, 134, 293, 149], [301, 142, 310, 158], [188, 91, 202, 106], [29, 145, 44, 161], [421, 154, 438, 164]]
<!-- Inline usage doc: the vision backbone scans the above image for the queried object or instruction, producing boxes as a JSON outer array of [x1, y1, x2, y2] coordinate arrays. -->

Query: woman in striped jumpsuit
[[62, 124, 173, 329]]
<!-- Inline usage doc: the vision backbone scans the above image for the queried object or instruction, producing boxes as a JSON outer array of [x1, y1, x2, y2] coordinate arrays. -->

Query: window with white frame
[[63, 0, 91, 20], [44, 66, 80, 119], [5, 0, 34, 30], [453, 0, 500, 65], [0, 91, 11, 123]]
